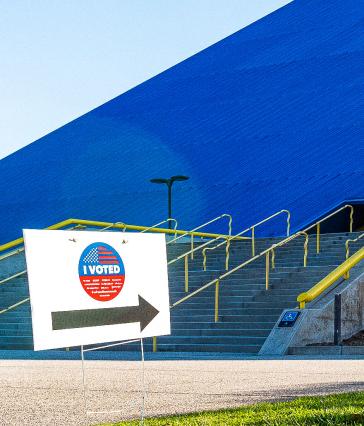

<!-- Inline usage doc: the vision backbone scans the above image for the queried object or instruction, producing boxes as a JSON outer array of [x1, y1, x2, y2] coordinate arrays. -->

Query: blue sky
[[0, 0, 291, 159]]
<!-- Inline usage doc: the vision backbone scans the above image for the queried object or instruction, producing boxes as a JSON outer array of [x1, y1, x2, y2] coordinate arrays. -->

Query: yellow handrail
[[202, 209, 290, 271], [99, 221, 127, 232], [271, 231, 309, 269], [344, 233, 364, 279], [0, 270, 27, 286], [141, 218, 178, 238], [0, 224, 86, 261], [0, 247, 24, 262], [171, 204, 354, 323], [171, 231, 309, 312], [167, 235, 226, 293], [345, 233, 364, 260], [167, 213, 232, 244], [0, 218, 236, 254], [166, 214, 233, 261], [0, 297, 30, 315], [167, 210, 290, 293], [314, 204, 354, 253], [297, 246, 364, 309]]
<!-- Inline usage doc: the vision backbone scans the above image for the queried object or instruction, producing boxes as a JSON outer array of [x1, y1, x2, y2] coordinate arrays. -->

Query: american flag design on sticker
[[78, 242, 125, 302], [83, 246, 120, 265]]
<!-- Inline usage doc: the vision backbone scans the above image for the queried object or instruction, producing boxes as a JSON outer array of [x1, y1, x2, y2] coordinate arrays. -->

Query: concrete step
[[0, 343, 34, 350], [102, 342, 261, 353], [170, 328, 271, 337], [170, 313, 280, 322], [171, 321, 276, 330], [155, 336, 267, 345]]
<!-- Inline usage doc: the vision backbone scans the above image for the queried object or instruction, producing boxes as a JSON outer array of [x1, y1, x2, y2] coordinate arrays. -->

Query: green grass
[[101, 392, 364, 425]]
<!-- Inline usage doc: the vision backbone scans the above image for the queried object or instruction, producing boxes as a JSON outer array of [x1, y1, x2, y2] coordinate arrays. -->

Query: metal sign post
[[80, 338, 146, 423], [23, 229, 171, 424]]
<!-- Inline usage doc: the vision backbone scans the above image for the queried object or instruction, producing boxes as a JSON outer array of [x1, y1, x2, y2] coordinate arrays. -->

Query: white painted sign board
[[23, 230, 170, 350]]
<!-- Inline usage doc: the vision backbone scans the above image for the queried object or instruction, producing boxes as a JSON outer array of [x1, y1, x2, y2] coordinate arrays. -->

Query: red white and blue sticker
[[78, 242, 125, 302]]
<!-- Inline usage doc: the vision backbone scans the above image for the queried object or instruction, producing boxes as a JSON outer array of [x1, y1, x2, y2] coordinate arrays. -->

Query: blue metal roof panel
[[0, 0, 363, 242]]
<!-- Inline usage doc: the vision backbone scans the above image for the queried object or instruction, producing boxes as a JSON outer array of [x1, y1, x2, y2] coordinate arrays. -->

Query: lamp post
[[150, 175, 190, 228]]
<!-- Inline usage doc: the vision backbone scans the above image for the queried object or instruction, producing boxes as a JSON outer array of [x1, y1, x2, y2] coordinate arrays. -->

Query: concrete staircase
[[0, 232, 363, 354]]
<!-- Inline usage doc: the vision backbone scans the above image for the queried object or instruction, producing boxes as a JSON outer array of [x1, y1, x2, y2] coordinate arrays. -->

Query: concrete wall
[[259, 271, 364, 355]]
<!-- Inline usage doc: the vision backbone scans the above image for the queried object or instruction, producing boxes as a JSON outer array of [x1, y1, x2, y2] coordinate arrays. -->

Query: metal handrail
[[170, 204, 354, 323], [0, 224, 88, 285], [297, 246, 364, 309], [344, 233, 364, 279], [313, 204, 354, 253], [0, 297, 30, 315], [0, 218, 237, 254], [166, 214, 233, 260], [0, 270, 27, 286], [167, 235, 227, 293], [171, 231, 308, 313], [0, 246, 24, 262], [0, 214, 225, 280], [99, 218, 178, 237], [167, 210, 290, 294], [202, 209, 290, 271], [99, 221, 127, 232], [0, 224, 86, 262], [0, 218, 179, 290], [271, 231, 309, 269], [345, 233, 364, 260], [141, 219, 178, 238]]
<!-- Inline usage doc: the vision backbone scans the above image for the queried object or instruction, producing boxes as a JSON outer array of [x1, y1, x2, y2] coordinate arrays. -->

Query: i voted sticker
[[78, 242, 125, 301]]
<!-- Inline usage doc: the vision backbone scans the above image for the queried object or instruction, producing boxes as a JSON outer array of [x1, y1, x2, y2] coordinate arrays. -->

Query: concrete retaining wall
[[259, 271, 364, 355]]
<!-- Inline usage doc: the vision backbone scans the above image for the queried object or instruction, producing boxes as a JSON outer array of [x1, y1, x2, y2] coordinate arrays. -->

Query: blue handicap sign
[[278, 311, 300, 327]]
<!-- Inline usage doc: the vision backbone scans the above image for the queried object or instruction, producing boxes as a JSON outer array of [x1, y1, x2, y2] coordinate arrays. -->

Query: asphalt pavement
[[0, 357, 363, 425]]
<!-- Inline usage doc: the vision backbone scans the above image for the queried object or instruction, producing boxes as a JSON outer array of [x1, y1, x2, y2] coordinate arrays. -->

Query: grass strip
[[101, 391, 364, 425]]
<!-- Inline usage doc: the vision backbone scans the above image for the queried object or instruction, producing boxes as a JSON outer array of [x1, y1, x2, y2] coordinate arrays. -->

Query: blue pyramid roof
[[0, 0, 363, 242]]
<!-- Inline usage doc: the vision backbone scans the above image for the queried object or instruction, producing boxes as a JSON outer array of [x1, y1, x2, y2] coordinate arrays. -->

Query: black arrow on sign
[[51, 295, 159, 332]]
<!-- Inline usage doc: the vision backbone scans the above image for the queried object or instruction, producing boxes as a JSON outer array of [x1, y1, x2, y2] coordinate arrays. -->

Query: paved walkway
[[0, 357, 363, 426]]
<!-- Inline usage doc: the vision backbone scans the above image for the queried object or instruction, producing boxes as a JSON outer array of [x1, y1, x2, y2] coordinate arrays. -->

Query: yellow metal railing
[[271, 231, 309, 269], [167, 210, 291, 294], [168, 235, 229, 293], [171, 230, 309, 319], [345, 233, 364, 260], [297, 246, 364, 309], [0, 270, 27, 286], [166, 214, 233, 259], [344, 233, 364, 279], [0, 218, 236, 255], [141, 219, 178, 237], [0, 224, 86, 262], [202, 209, 290, 271], [169, 204, 355, 324], [314, 204, 354, 254], [0, 224, 89, 286], [0, 246, 24, 262], [0, 297, 30, 315]]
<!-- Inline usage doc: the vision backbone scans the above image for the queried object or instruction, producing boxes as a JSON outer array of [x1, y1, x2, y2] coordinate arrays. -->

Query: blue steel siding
[[0, 0, 363, 243]]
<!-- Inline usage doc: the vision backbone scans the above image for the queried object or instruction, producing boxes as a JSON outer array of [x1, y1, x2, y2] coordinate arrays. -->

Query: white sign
[[23, 230, 170, 350]]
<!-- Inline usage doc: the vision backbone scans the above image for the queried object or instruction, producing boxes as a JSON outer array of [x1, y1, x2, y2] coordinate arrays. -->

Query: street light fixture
[[150, 175, 190, 228]]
